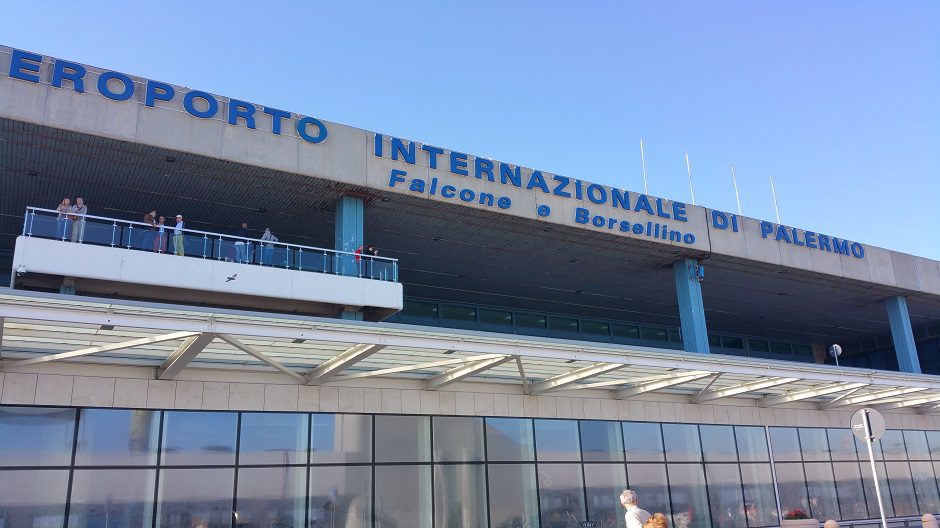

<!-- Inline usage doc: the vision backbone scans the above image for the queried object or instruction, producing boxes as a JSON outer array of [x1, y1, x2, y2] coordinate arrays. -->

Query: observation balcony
[[10, 207, 402, 321]]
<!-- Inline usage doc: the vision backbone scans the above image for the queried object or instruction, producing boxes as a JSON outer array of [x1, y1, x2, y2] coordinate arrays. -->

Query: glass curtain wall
[[3, 405, 940, 528]]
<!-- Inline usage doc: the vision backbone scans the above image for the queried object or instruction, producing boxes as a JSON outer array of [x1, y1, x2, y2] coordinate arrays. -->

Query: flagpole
[[639, 139, 649, 194], [685, 151, 695, 205], [731, 164, 742, 215], [769, 174, 781, 224]]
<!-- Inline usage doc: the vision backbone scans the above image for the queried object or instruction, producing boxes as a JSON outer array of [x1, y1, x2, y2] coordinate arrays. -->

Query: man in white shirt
[[620, 489, 652, 528]]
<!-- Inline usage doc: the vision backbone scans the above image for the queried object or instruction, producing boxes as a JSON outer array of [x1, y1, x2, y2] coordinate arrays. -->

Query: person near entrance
[[620, 489, 652, 528]]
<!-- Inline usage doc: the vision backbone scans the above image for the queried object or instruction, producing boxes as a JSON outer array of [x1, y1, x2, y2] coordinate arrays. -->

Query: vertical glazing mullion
[[305, 413, 312, 528], [231, 412, 241, 528], [482, 418, 491, 528], [429, 415, 435, 528], [151, 411, 165, 528], [578, 421, 589, 524], [531, 418, 542, 528], [62, 408, 82, 528], [732, 427, 752, 528], [371, 414, 376, 528], [694, 424, 716, 528]]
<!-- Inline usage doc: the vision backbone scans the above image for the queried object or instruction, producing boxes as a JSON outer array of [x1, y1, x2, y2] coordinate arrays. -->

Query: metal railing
[[22, 206, 398, 282]]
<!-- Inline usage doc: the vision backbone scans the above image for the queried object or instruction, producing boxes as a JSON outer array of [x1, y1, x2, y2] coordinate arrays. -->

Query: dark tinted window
[[641, 326, 669, 341]]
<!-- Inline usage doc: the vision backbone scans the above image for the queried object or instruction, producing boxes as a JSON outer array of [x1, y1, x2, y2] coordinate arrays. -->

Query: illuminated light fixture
[[164, 155, 176, 163]]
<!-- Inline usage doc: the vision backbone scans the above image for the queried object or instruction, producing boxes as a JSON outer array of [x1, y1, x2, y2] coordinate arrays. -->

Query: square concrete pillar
[[886, 296, 921, 374]]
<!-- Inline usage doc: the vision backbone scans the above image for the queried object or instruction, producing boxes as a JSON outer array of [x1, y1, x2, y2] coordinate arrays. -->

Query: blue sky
[[3, 1, 938, 258]]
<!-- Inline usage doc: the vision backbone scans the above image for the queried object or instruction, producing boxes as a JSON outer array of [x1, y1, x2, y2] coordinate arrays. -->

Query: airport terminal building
[[2, 45, 940, 528]]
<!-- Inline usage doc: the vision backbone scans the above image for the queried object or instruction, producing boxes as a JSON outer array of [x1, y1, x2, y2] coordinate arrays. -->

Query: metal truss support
[[1, 330, 199, 370], [614, 371, 714, 399], [157, 333, 217, 380], [691, 377, 799, 404], [424, 355, 514, 390], [875, 393, 940, 411], [330, 354, 505, 383], [515, 356, 529, 393], [527, 363, 625, 395], [305, 343, 385, 385], [757, 382, 868, 407], [216, 334, 306, 383], [819, 386, 928, 410]]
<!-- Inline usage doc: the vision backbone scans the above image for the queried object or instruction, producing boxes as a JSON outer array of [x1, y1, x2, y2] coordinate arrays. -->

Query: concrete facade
[[1, 45, 937, 298]]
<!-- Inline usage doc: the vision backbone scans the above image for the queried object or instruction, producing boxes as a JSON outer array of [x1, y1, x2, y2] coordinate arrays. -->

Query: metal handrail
[[25, 206, 397, 262]]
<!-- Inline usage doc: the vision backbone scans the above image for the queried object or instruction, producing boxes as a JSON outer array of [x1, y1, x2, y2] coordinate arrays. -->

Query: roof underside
[[1, 118, 939, 346]]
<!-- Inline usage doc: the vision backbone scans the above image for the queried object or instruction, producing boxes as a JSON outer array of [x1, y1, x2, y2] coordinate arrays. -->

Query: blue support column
[[886, 296, 921, 374], [673, 258, 710, 353], [335, 196, 364, 321]]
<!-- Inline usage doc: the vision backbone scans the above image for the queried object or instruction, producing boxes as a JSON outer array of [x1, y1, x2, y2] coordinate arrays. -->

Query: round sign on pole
[[850, 408, 886, 442]]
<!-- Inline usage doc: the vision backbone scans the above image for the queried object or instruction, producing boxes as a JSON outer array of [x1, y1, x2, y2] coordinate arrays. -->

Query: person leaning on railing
[[154, 216, 167, 253], [56, 198, 72, 240], [260, 227, 278, 266], [69, 197, 87, 242], [172, 215, 185, 256]]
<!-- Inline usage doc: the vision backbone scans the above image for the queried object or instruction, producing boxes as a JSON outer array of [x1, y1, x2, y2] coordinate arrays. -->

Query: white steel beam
[[515, 356, 529, 392], [329, 354, 505, 382], [875, 393, 940, 411], [527, 363, 625, 395], [614, 372, 714, 399], [424, 355, 514, 390], [1, 330, 198, 370], [215, 334, 305, 383], [157, 333, 217, 380], [692, 377, 799, 404], [819, 386, 928, 409], [305, 344, 385, 385], [757, 382, 868, 407]]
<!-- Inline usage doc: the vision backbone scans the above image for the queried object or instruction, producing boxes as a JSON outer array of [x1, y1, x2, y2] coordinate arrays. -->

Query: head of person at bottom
[[643, 512, 669, 528]]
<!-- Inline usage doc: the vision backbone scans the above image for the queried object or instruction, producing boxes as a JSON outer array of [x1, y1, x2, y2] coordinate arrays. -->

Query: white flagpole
[[684, 151, 695, 205], [731, 164, 742, 215], [769, 174, 781, 224], [639, 139, 649, 194]]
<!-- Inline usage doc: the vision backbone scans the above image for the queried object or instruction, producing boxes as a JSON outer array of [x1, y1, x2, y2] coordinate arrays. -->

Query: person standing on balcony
[[69, 197, 87, 242], [55, 198, 71, 239], [260, 227, 278, 266], [365, 245, 379, 278], [235, 222, 250, 263], [143, 210, 157, 250], [172, 215, 185, 256], [153, 216, 167, 253]]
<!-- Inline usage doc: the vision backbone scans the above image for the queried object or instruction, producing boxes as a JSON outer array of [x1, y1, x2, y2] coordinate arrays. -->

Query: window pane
[[855, 434, 884, 460], [885, 461, 918, 516], [403, 300, 438, 321], [748, 339, 769, 353], [433, 417, 484, 462], [583, 463, 627, 528], [516, 313, 547, 335], [538, 464, 586, 527], [770, 342, 791, 355], [735, 427, 769, 462], [739, 463, 778, 527], [375, 465, 432, 528], [611, 323, 640, 340], [68, 469, 156, 528], [827, 428, 858, 461], [534, 419, 580, 461], [722, 336, 744, 350], [309, 465, 371, 528], [487, 464, 539, 528], [374, 415, 430, 463], [239, 412, 308, 465], [791, 344, 812, 358], [235, 467, 305, 528], [662, 424, 702, 462], [434, 464, 487, 528], [626, 464, 671, 522], [803, 462, 839, 520], [641, 327, 668, 342], [311, 414, 371, 464], [0, 469, 68, 528], [769, 428, 801, 462], [927, 431, 940, 460], [479, 308, 512, 330], [74, 409, 159, 467], [623, 422, 665, 462], [860, 461, 894, 517], [580, 420, 624, 462], [161, 411, 237, 466], [156, 468, 234, 528], [0, 407, 75, 466], [705, 464, 746, 528], [666, 464, 710, 528], [440, 304, 476, 322], [582, 320, 610, 338], [832, 462, 868, 520], [798, 428, 830, 461], [904, 430, 930, 460], [910, 461, 940, 514], [774, 463, 808, 514], [548, 317, 580, 340], [485, 418, 534, 462], [700, 425, 737, 462], [881, 430, 907, 460]]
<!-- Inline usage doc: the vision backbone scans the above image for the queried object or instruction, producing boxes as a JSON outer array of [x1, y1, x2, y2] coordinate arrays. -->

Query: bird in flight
[[225, 274, 237, 282]]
